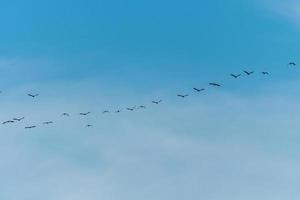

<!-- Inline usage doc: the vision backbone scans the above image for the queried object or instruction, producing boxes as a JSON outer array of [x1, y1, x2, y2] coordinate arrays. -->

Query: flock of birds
[[1, 62, 298, 130]]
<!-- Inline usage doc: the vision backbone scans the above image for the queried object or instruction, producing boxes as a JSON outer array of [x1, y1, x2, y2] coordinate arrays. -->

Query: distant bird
[[2, 120, 14, 125], [86, 124, 93, 128], [27, 93, 39, 98], [152, 100, 162, 104], [209, 83, 221, 87], [43, 121, 53, 125], [193, 88, 205, 92], [61, 113, 70, 117], [102, 110, 110, 114], [288, 62, 296, 66], [13, 117, 25, 121], [115, 109, 122, 113], [25, 126, 36, 129], [126, 107, 135, 111], [230, 74, 241, 78], [262, 71, 269, 75], [80, 112, 91, 116], [138, 105, 146, 109], [177, 94, 189, 98], [244, 70, 254, 75]]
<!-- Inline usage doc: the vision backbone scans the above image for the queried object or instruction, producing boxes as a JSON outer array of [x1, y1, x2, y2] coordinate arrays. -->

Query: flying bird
[[193, 88, 205, 92], [80, 112, 91, 116], [138, 105, 146, 109], [2, 120, 14, 125], [25, 126, 36, 129], [177, 94, 189, 98], [288, 62, 296, 66], [152, 100, 162, 104], [115, 109, 122, 113], [102, 110, 110, 114], [27, 93, 39, 98], [13, 117, 25, 121], [230, 74, 241, 78], [43, 121, 53, 125], [244, 70, 254, 75], [262, 71, 269, 75], [126, 107, 135, 111], [86, 124, 93, 128], [209, 83, 221, 87], [61, 113, 70, 117]]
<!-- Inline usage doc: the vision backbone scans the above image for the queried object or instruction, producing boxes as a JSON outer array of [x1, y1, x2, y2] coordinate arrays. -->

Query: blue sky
[[1, 0, 300, 199]]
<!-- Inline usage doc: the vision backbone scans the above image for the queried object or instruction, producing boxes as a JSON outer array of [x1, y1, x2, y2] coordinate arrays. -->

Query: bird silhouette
[[43, 121, 53, 125], [27, 94, 39, 98], [13, 117, 25, 121], [102, 110, 110, 114], [177, 94, 189, 98], [262, 71, 269, 75], [230, 74, 241, 78], [209, 83, 221, 87], [152, 100, 162, 104], [288, 62, 296, 66], [80, 112, 91, 116], [86, 124, 92, 128], [2, 120, 14, 125], [244, 70, 254, 75], [62, 113, 70, 117], [193, 88, 205, 92], [126, 107, 135, 111], [138, 105, 146, 109], [25, 126, 36, 129]]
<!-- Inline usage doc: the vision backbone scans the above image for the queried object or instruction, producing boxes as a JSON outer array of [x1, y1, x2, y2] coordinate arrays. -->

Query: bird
[[27, 93, 39, 98], [13, 117, 25, 121], [114, 109, 123, 113], [152, 100, 162, 104], [86, 124, 93, 128], [262, 71, 269, 75], [177, 94, 189, 98], [2, 120, 14, 125], [230, 74, 241, 78], [209, 83, 221, 87], [80, 112, 91, 116], [244, 70, 254, 75], [126, 107, 135, 111], [193, 88, 205, 92], [61, 113, 70, 117], [102, 110, 110, 114], [43, 121, 53, 125], [288, 62, 296, 66], [25, 126, 36, 129]]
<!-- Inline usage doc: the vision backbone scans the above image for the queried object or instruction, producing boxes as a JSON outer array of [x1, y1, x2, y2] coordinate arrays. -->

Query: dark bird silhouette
[[102, 110, 110, 114], [13, 117, 25, 121], [209, 83, 221, 87], [138, 105, 146, 109], [115, 109, 122, 113], [244, 70, 254, 75], [86, 124, 93, 128], [152, 100, 162, 104], [27, 94, 39, 98], [230, 74, 241, 78], [262, 71, 269, 75], [126, 107, 135, 111], [2, 120, 14, 124], [43, 121, 53, 125], [193, 88, 205, 92], [25, 126, 36, 129], [80, 112, 91, 116], [62, 113, 70, 117], [288, 62, 296, 66], [177, 94, 189, 98]]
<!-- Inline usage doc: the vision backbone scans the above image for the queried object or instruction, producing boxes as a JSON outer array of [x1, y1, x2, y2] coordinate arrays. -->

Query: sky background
[[1, 0, 300, 199]]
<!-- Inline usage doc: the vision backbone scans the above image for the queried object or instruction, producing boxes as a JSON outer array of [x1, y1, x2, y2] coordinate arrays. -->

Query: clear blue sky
[[1, 0, 300, 199]]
